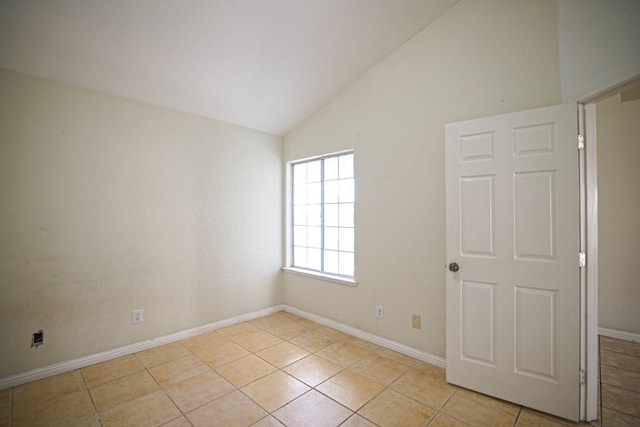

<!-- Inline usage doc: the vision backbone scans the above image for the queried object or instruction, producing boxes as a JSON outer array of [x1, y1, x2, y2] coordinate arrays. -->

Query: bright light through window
[[291, 152, 354, 278]]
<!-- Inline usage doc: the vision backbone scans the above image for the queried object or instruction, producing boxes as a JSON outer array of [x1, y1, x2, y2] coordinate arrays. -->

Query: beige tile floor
[[0, 311, 635, 426]]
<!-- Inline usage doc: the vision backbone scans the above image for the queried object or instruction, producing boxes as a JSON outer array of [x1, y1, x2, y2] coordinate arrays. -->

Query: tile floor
[[0, 311, 636, 426], [598, 336, 640, 426]]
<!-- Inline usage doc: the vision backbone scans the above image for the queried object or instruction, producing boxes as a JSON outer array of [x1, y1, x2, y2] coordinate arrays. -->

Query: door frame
[[579, 102, 597, 421], [579, 73, 640, 421]]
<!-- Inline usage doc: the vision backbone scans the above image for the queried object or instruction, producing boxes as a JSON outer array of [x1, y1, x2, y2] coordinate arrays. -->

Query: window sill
[[282, 267, 357, 287]]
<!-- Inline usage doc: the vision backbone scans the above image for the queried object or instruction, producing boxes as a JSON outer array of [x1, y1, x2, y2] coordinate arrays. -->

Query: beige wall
[[0, 69, 283, 378], [283, 0, 562, 357], [557, 0, 640, 101], [597, 94, 640, 335], [8, 0, 634, 381]]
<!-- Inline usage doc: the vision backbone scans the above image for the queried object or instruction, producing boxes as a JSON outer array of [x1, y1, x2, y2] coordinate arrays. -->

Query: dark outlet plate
[[32, 330, 43, 348]]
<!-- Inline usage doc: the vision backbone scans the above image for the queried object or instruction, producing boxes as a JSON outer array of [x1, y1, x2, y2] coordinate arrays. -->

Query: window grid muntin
[[291, 152, 354, 278]]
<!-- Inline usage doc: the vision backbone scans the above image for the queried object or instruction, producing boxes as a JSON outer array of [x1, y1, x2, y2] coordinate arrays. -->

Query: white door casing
[[445, 104, 580, 421]]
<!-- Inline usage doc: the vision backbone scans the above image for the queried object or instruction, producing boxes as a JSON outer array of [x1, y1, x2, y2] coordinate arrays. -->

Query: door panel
[[460, 176, 495, 257], [514, 171, 555, 260], [514, 286, 556, 380], [446, 104, 580, 421], [460, 280, 496, 366]]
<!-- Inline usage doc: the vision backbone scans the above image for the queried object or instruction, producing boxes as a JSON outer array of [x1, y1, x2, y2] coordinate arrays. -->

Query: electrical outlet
[[132, 309, 144, 324], [31, 330, 44, 348], [375, 305, 384, 318], [412, 314, 422, 329]]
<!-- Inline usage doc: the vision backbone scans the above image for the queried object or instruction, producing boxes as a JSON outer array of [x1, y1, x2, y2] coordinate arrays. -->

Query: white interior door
[[445, 104, 581, 421]]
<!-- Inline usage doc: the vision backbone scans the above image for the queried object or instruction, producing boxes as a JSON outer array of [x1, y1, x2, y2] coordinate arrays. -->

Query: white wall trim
[[575, 72, 640, 105], [283, 305, 446, 369], [599, 327, 640, 343], [1, 303, 446, 391], [0, 305, 285, 390]]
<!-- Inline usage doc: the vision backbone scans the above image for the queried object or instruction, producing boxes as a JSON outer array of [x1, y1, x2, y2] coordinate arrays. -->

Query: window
[[290, 152, 354, 280]]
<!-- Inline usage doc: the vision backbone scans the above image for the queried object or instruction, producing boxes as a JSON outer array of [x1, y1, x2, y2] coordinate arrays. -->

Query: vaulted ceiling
[[0, 0, 458, 135]]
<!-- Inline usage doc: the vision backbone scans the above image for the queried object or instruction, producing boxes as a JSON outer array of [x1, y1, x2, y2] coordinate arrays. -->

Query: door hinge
[[580, 370, 585, 385], [579, 252, 586, 268], [578, 134, 585, 150]]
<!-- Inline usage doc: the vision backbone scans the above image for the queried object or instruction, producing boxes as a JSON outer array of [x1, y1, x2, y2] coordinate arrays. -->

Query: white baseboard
[[1, 303, 446, 390], [283, 305, 446, 369], [0, 305, 285, 390], [599, 327, 640, 343]]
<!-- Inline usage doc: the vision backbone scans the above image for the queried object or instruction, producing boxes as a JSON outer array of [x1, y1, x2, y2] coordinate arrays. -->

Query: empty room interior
[[1, 1, 639, 426]]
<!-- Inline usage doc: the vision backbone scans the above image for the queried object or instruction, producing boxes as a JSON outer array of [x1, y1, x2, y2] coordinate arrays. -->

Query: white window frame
[[283, 150, 357, 286]]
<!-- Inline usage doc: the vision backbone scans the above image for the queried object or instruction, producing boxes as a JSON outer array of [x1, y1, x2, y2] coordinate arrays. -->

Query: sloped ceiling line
[[0, 0, 458, 135]]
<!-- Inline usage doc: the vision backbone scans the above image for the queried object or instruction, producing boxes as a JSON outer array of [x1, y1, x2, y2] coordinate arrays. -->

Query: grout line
[[600, 405, 640, 422], [251, 319, 354, 423], [600, 407, 640, 427], [251, 316, 383, 423], [598, 336, 603, 427], [145, 365, 183, 421], [512, 406, 523, 427], [598, 347, 640, 358], [600, 382, 640, 396], [598, 335, 604, 427], [431, 391, 456, 424], [307, 319, 447, 425], [599, 349, 640, 360], [599, 380, 640, 395], [9, 387, 13, 427], [19, 311, 611, 426], [599, 347, 640, 357], [435, 388, 474, 426], [79, 368, 102, 426], [599, 363, 640, 375]]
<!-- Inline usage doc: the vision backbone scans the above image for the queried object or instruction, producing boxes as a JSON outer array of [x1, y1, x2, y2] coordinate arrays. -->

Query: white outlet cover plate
[[376, 305, 384, 318], [132, 309, 143, 323]]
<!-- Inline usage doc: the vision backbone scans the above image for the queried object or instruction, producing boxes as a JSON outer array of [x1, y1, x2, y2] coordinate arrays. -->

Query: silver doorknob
[[448, 262, 459, 272]]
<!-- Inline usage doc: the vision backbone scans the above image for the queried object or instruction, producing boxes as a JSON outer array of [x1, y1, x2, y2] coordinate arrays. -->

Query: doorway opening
[[580, 74, 640, 421]]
